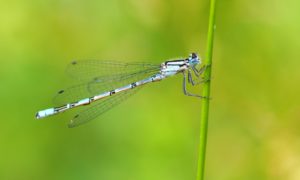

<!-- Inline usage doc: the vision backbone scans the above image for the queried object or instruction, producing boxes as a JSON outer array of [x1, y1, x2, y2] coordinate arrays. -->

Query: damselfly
[[36, 53, 208, 127]]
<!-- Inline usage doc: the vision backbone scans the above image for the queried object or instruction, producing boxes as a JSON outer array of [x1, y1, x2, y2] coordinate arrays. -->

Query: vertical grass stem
[[196, 0, 217, 179]]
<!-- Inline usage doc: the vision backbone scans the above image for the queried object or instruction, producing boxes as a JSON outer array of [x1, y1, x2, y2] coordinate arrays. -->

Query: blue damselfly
[[36, 53, 207, 127]]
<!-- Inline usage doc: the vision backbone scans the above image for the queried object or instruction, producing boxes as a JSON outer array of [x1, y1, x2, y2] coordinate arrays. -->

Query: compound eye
[[191, 53, 197, 59]]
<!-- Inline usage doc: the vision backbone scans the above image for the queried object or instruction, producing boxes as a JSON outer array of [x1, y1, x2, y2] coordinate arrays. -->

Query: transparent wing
[[66, 60, 160, 82], [53, 83, 90, 106], [53, 61, 160, 105], [87, 67, 159, 94], [68, 87, 140, 128]]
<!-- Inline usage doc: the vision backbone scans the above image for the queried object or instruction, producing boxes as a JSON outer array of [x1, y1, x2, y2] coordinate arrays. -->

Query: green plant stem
[[196, 0, 217, 179]]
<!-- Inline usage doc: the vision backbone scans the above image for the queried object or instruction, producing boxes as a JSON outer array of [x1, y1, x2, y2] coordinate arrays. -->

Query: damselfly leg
[[188, 65, 211, 86], [183, 71, 207, 98], [192, 64, 210, 77], [183, 64, 211, 99]]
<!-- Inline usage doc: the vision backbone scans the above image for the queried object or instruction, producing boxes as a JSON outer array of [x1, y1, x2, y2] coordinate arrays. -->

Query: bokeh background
[[1, 0, 300, 179]]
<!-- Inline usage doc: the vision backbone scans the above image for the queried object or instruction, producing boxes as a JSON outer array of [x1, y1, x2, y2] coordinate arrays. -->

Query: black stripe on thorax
[[164, 59, 186, 65], [165, 59, 185, 63]]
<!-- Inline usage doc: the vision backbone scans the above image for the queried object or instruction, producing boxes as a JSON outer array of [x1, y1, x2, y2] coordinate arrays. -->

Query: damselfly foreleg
[[188, 66, 210, 86], [191, 64, 210, 77]]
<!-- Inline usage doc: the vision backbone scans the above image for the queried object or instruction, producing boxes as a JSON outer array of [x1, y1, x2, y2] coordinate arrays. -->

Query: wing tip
[[68, 115, 80, 128], [68, 120, 75, 128], [68, 123, 75, 128]]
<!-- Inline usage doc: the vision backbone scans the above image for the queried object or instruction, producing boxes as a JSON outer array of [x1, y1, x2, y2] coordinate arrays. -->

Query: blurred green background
[[1, 0, 300, 179]]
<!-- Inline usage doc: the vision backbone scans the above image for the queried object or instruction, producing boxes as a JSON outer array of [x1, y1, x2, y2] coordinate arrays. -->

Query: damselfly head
[[188, 53, 201, 66]]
